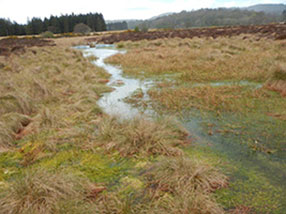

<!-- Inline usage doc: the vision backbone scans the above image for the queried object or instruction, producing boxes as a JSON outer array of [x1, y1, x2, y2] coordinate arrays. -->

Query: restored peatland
[[0, 35, 227, 214], [0, 23, 286, 213]]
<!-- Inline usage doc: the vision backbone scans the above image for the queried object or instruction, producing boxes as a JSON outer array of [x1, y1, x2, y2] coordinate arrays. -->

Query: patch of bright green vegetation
[[35, 150, 133, 183], [185, 146, 285, 213], [215, 112, 286, 155], [217, 165, 284, 213], [0, 151, 23, 181]]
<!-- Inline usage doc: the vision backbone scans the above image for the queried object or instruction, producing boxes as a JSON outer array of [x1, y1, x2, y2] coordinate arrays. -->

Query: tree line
[[0, 13, 106, 36]]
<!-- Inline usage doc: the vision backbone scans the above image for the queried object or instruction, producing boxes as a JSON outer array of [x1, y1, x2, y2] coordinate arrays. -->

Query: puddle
[[77, 44, 153, 119], [192, 80, 263, 88]]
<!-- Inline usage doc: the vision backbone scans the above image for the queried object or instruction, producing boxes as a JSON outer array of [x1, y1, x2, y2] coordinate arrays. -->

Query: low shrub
[[73, 23, 91, 35], [40, 31, 54, 38]]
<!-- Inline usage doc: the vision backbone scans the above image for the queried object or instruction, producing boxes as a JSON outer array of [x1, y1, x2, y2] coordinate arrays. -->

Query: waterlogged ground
[[0, 36, 285, 213], [182, 111, 286, 213], [104, 36, 286, 213], [1, 42, 231, 214]]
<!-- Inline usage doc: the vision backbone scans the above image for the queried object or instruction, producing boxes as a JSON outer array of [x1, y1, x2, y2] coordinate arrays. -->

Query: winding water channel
[[78, 44, 153, 119], [77, 44, 286, 212]]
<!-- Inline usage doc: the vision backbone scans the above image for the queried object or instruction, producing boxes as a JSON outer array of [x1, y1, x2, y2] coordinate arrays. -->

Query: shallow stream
[[78, 44, 153, 119]]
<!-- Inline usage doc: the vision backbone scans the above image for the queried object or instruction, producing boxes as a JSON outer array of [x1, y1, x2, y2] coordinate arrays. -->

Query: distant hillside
[[245, 4, 286, 15], [106, 13, 174, 30], [126, 20, 144, 29], [106, 13, 173, 30], [139, 8, 282, 30], [106, 4, 285, 31], [149, 12, 174, 21]]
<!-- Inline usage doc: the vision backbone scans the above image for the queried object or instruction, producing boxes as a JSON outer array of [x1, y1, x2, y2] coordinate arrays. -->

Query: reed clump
[[266, 65, 286, 96], [0, 169, 89, 214], [144, 157, 228, 195], [0, 113, 31, 148], [96, 116, 189, 157]]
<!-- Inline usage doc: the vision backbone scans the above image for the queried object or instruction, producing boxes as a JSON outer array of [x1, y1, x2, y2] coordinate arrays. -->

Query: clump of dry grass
[[0, 113, 31, 148], [0, 94, 33, 116], [96, 116, 189, 157], [92, 192, 136, 214], [266, 65, 286, 96], [142, 157, 228, 214], [51, 36, 91, 47], [0, 46, 110, 147], [148, 85, 247, 113], [0, 170, 88, 214], [141, 191, 225, 214], [144, 157, 228, 194]]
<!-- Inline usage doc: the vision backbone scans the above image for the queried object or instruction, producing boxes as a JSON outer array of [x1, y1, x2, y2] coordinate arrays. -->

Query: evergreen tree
[[0, 12, 107, 36], [26, 18, 43, 34], [0, 19, 10, 36]]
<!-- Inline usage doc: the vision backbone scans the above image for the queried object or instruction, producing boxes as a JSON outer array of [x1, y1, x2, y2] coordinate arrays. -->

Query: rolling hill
[[245, 4, 286, 15]]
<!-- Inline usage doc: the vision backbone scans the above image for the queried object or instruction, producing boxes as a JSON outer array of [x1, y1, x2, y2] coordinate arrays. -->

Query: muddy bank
[[0, 38, 55, 56], [87, 23, 286, 44]]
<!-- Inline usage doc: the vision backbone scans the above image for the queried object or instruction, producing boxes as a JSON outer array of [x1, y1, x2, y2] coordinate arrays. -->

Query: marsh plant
[[0, 170, 89, 214], [96, 116, 188, 157]]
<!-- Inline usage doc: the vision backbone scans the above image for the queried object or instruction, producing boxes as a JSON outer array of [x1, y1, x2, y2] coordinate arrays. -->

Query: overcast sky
[[0, 0, 285, 24]]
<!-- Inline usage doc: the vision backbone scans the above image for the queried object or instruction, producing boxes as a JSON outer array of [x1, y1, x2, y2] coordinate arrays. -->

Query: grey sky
[[0, 0, 285, 24]]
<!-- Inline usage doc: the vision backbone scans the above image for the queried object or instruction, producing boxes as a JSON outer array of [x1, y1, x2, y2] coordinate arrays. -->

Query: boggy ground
[[0, 34, 96, 57], [0, 38, 230, 213], [0, 37, 55, 57], [106, 36, 286, 213], [87, 23, 286, 44]]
